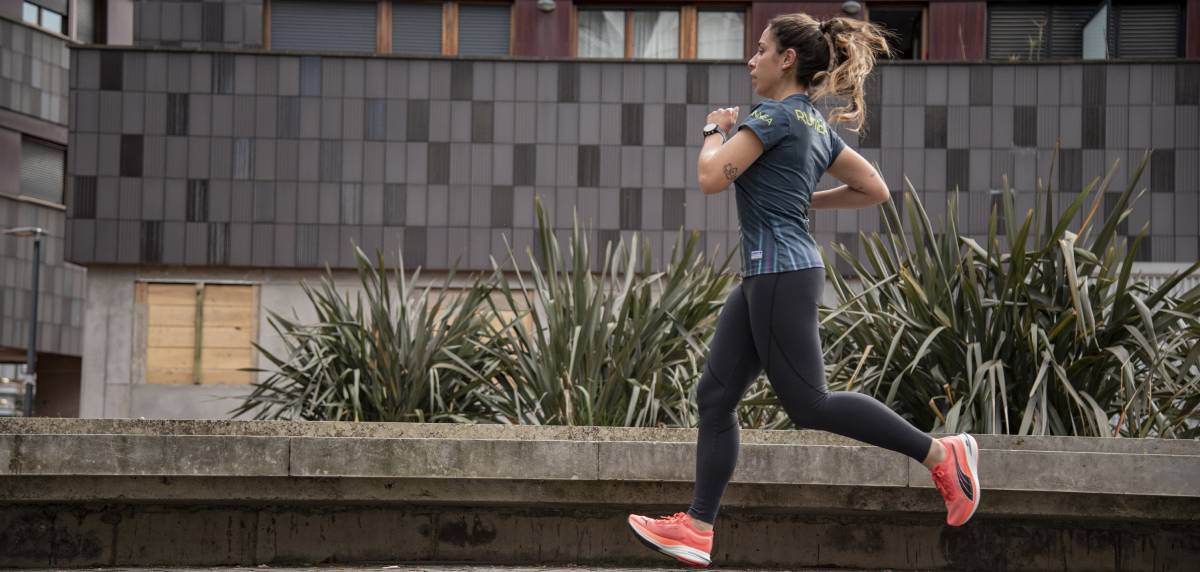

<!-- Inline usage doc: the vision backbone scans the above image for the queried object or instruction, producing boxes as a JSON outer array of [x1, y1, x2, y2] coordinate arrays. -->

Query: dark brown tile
[[686, 65, 708, 104], [924, 106, 946, 149], [491, 185, 513, 227], [662, 188, 685, 230], [621, 104, 643, 146], [947, 149, 970, 192], [514, 143, 536, 186], [120, 135, 142, 177], [619, 188, 641, 230], [1013, 106, 1036, 148], [451, 60, 473, 100], [1152, 150, 1174, 193], [472, 101, 494, 143], [428, 142, 450, 184], [384, 183, 406, 225], [186, 179, 208, 222], [664, 104, 687, 147], [577, 145, 600, 187], [407, 99, 430, 142], [1082, 106, 1105, 149]]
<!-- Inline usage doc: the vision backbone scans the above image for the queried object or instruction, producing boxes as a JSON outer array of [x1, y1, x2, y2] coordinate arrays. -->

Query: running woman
[[627, 14, 981, 568]]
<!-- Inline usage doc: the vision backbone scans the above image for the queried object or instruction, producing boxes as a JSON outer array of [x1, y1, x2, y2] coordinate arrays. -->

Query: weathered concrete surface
[[2, 504, 1197, 571], [1, 419, 1198, 570]]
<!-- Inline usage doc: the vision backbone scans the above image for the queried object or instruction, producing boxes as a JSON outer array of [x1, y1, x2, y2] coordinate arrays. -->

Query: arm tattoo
[[723, 163, 739, 181]]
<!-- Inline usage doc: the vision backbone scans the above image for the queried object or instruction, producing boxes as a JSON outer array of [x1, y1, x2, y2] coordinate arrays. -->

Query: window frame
[[22, 1, 68, 36], [572, 3, 750, 61]]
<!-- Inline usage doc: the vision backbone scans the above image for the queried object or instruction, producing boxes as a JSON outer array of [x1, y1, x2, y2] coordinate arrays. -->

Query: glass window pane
[[632, 10, 678, 59], [21, 139, 65, 205], [23, 2, 39, 25], [42, 9, 64, 35], [393, 1, 443, 54], [459, 4, 510, 56], [697, 11, 744, 60], [76, 0, 96, 43], [578, 10, 624, 58]]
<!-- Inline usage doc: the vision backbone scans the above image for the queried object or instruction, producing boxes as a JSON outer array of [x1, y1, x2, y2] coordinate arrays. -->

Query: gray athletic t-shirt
[[733, 93, 845, 277]]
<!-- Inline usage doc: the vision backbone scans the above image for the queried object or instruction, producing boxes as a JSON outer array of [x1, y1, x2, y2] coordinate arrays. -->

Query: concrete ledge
[[1, 419, 1199, 570]]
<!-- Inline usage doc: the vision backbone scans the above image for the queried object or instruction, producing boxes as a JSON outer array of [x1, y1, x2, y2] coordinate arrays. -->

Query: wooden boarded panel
[[199, 284, 259, 385], [145, 283, 199, 384]]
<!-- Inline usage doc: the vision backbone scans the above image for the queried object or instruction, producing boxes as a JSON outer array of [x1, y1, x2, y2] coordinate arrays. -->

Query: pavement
[[65, 566, 868, 571]]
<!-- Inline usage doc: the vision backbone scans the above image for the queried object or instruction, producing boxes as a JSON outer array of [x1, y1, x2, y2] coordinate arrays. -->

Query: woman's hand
[[706, 107, 740, 132]]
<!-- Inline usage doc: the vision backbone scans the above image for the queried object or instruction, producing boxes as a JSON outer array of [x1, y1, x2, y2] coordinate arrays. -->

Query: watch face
[[703, 122, 719, 132]]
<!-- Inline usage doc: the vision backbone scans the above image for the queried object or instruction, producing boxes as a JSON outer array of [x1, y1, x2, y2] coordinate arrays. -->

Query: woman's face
[[747, 27, 794, 97]]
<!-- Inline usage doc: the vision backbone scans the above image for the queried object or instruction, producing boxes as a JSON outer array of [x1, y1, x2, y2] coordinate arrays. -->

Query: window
[[459, 4, 512, 56], [22, 1, 67, 35], [1111, 1, 1182, 58], [140, 282, 259, 385], [697, 10, 745, 60], [392, 2, 443, 54], [20, 139, 65, 205], [578, 5, 745, 60], [868, 3, 925, 60], [271, 0, 378, 53], [988, 2, 1103, 60]]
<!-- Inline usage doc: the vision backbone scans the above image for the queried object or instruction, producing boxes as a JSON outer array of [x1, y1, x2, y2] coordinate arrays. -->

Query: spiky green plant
[[821, 155, 1200, 438], [472, 197, 738, 426], [231, 248, 496, 422]]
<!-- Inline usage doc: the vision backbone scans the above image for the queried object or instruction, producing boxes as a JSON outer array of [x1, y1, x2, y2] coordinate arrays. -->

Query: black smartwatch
[[701, 122, 724, 140]]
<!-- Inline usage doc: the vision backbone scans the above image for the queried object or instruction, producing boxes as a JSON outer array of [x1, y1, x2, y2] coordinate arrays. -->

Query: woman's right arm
[[811, 146, 890, 209]]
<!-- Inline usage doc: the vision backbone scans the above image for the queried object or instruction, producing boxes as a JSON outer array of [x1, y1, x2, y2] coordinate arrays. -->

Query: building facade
[[1, 0, 1197, 419]]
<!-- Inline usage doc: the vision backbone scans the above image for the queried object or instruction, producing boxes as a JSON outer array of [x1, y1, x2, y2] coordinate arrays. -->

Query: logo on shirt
[[750, 250, 764, 260], [794, 109, 829, 135], [749, 110, 773, 126]]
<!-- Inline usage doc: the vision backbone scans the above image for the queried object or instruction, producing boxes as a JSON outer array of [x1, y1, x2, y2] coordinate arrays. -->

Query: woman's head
[[747, 14, 889, 131]]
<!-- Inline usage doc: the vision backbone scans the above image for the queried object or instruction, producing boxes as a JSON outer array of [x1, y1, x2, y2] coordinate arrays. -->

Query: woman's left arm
[[697, 107, 765, 195]]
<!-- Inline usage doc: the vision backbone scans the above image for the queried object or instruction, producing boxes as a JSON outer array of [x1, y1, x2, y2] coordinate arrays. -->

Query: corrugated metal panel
[[1115, 3, 1181, 58], [393, 2, 442, 55], [458, 4, 510, 56], [271, 0, 377, 54], [20, 139, 64, 205], [1048, 5, 1096, 58], [988, 5, 1049, 60]]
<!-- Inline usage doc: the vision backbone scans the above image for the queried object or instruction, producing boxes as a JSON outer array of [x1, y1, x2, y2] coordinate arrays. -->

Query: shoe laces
[[657, 512, 690, 524], [932, 465, 958, 501]]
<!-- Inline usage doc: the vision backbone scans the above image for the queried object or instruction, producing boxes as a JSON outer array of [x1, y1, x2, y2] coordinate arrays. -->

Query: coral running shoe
[[931, 433, 982, 526], [627, 512, 713, 567]]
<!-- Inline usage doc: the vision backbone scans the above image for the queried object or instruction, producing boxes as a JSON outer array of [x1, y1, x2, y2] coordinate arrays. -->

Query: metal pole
[[23, 235, 40, 417]]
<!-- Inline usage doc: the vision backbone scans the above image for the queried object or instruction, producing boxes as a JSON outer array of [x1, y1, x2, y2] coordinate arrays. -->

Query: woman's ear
[[781, 47, 797, 70]]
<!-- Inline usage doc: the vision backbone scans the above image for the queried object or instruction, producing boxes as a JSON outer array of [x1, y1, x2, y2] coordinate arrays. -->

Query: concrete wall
[[79, 265, 410, 419], [1, 420, 1197, 570]]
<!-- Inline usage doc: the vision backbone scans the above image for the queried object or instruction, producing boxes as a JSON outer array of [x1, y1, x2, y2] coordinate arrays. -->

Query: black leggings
[[686, 268, 933, 524]]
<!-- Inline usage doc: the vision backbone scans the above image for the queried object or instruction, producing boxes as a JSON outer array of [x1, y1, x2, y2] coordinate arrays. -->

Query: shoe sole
[[959, 433, 982, 523], [627, 516, 711, 568]]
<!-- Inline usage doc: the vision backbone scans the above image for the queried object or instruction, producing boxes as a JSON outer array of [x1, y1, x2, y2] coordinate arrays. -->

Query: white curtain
[[697, 11, 744, 60], [632, 10, 679, 59], [578, 10, 624, 58]]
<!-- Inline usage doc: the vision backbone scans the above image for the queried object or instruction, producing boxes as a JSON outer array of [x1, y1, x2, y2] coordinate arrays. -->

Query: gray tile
[[557, 103, 579, 144], [320, 58, 344, 98], [663, 147, 684, 188], [903, 67, 925, 105], [925, 66, 947, 106], [296, 140, 320, 182], [252, 224, 275, 267], [493, 62, 514, 101], [405, 143, 428, 184], [450, 143, 472, 185], [924, 149, 946, 192], [881, 66, 904, 105], [599, 146, 621, 188], [533, 145, 556, 187], [902, 106, 921, 148], [320, 98, 342, 140], [275, 181, 297, 223], [602, 63, 624, 103], [449, 100, 472, 142], [185, 222, 207, 265], [1129, 65, 1153, 105], [491, 186, 513, 227], [343, 97, 365, 141], [430, 61, 452, 100], [1059, 106, 1082, 149], [278, 57, 300, 96], [425, 227, 448, 269], [514, 63, 537, 102], [467, 185, 491, 228], [317, 183, 340, 224], [686, 65, 708, 104], [1013, 66, 1037, 105], [1036, 66, 1059, 105], [642, 64, 665, 103], [555, 145, 577, 187], [472, 101, 494, 143], [161, 222, 184, 265], [1152, 106, 1175, 148], [340, 183, 361, 225], [969, 66, 991, 106], [492, 144, 513, 186], [536, 102, 557, 144], [578, 103, 600, 145], [991, 106, 1013, 148], [427, 185, 449, 226], [230, 181, 254, 223], [514, 102, 537, 144], [471, 61, 494, 101], [471, 143, 493, 186], [405, 185, 426, 226], [621, 147, 643, 188], [881, 106, 903, 149], [1128, 106, 1151, 150], [622, 64, 644, 102], [992, 66, 1015, 105], [536, 62, 557, 102]]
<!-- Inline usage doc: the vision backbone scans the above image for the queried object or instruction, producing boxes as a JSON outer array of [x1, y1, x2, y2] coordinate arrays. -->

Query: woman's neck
[[764, 82, 807, 101]]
